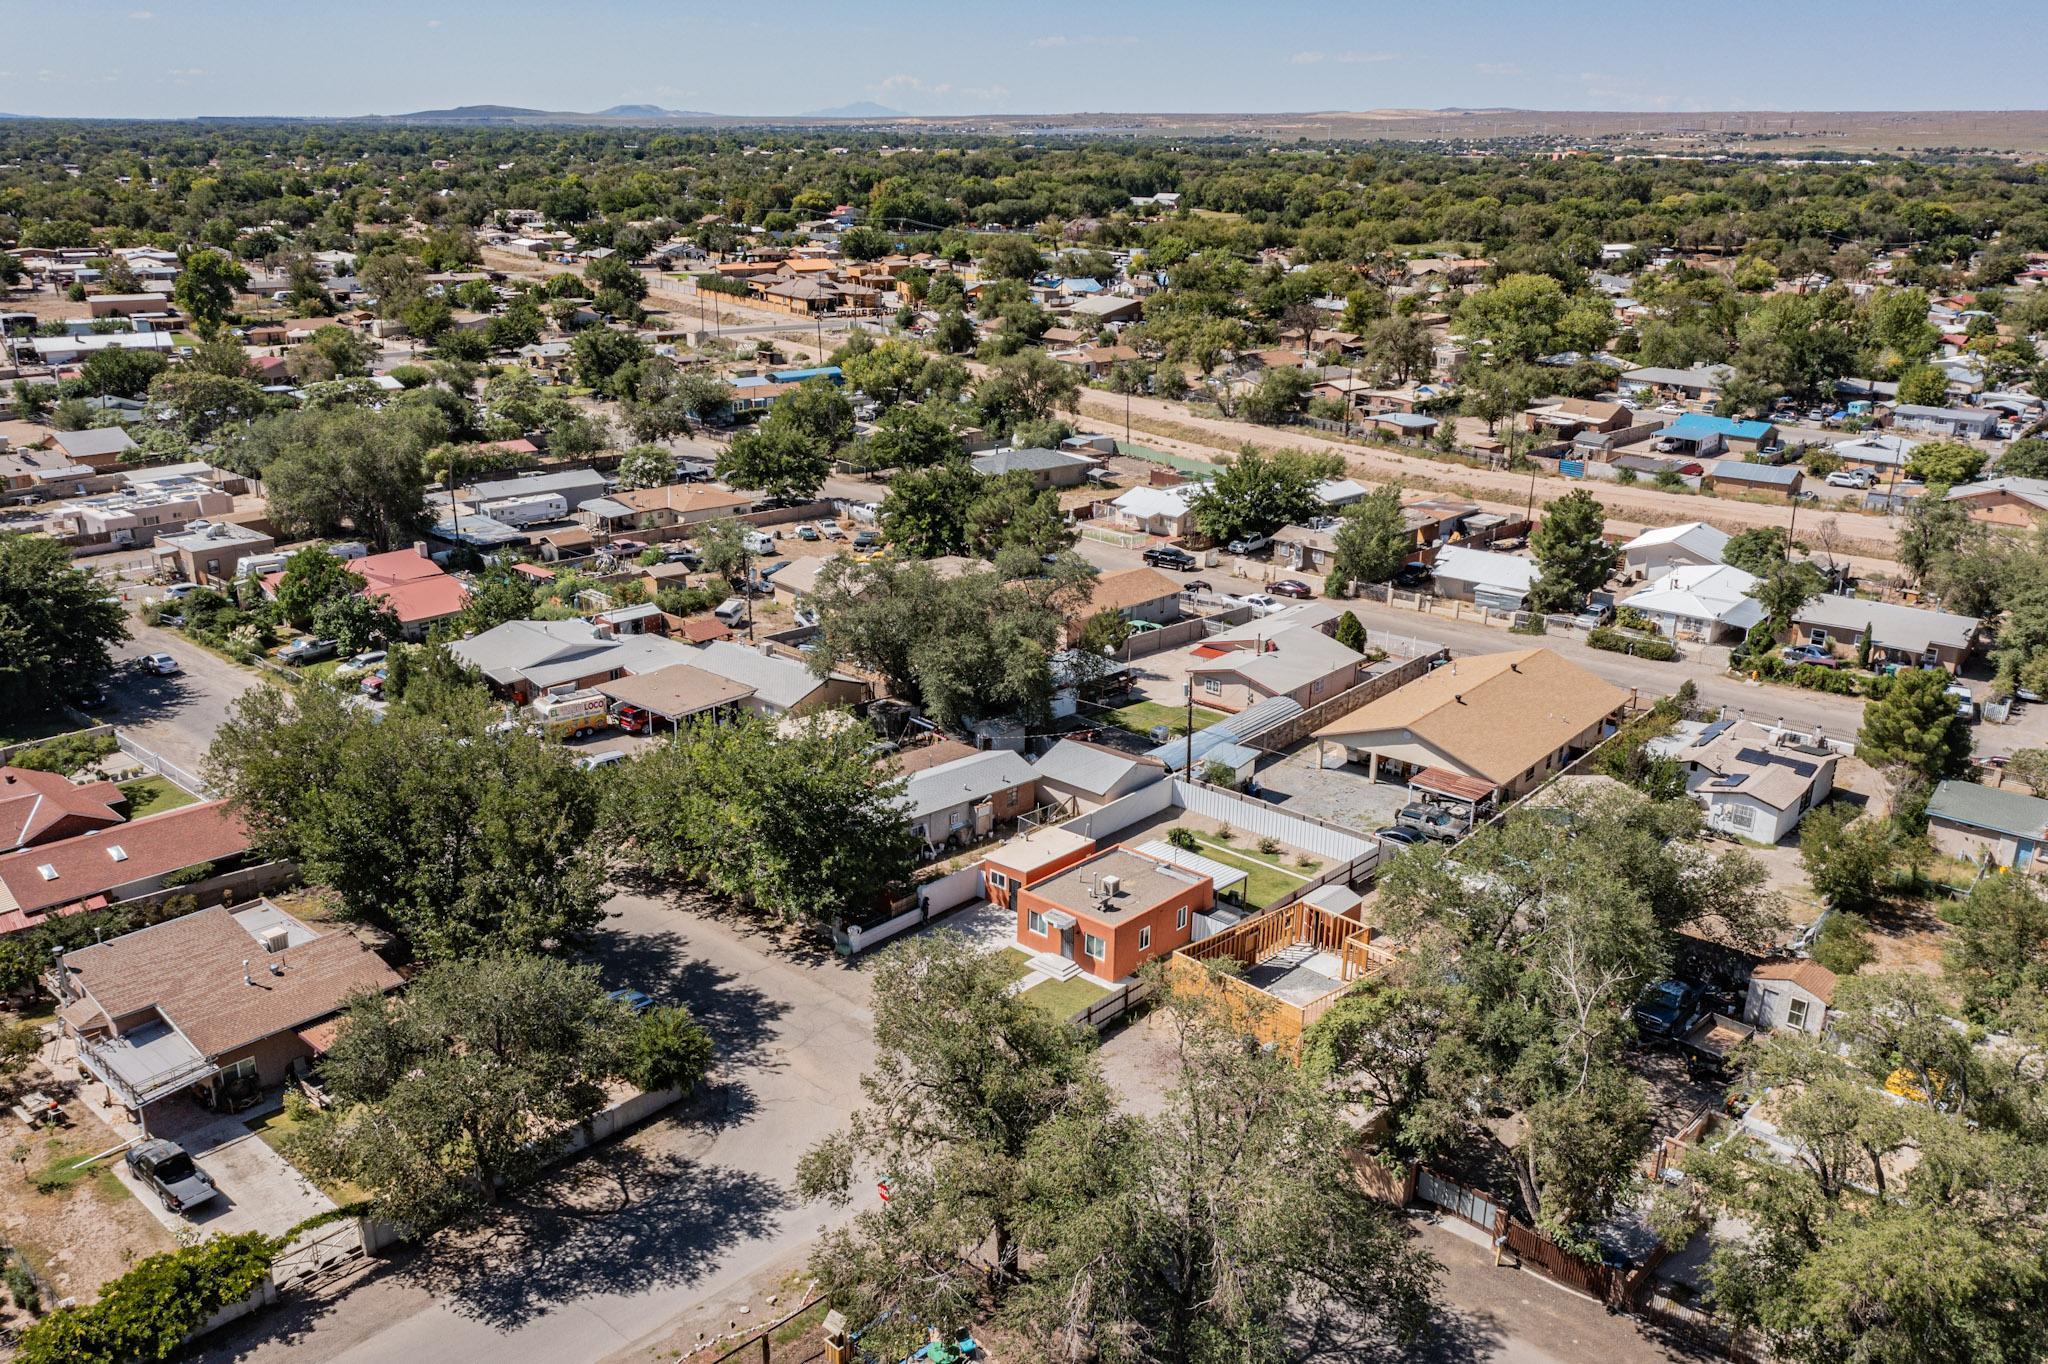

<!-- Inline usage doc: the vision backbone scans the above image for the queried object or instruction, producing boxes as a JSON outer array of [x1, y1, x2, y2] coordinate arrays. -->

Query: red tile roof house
[[262, 546, 471, 641], [0, 766, 128, 851], [49, 899, 402, 1118], [0, 801, 254, 937]]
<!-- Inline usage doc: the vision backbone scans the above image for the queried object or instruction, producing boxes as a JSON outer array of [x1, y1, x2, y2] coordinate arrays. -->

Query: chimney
[[414, 540, 430, 559]]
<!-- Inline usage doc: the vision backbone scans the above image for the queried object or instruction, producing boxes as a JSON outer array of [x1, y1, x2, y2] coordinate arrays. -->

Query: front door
[[1059, 927, 1074, 960]]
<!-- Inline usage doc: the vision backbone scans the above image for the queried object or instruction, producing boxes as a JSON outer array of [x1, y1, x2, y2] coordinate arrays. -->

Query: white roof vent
[[35, 864, 58, 881], [106, 845, 128, 863]]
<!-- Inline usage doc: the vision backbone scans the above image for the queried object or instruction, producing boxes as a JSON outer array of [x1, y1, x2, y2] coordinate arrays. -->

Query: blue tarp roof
[[768, 366, 842, 384]]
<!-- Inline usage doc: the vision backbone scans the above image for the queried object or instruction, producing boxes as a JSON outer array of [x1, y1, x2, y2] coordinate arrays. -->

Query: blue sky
[[6, 0, 2045, 119]]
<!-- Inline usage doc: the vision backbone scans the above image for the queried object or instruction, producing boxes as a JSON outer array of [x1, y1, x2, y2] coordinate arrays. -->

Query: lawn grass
[[1021, 974, 1110, 1021], [247, 1107, 371, 1205], [1171, 827, 1312, 908], [119, 774, 199, 817], [991, 947, 1034, 985], [1104, 700, 1227, 739]]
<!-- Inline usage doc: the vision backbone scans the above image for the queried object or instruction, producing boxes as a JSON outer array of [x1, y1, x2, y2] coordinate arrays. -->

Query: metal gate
[[270, 1218, 366, 1289], [1417, 1169, 1503, 1232]]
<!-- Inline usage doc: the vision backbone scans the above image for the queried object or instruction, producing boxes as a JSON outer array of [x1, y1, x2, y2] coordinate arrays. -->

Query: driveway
[[105, 621, 262, 778], [104, 1095, 336, 1239], [1255, 745, 1414, 832], [195, 889, 876, 1364]]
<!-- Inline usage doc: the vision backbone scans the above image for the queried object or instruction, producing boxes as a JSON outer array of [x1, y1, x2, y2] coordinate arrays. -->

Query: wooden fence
[[1170, 900, 1391, 1045], [1070, 976, 1159, 1032]]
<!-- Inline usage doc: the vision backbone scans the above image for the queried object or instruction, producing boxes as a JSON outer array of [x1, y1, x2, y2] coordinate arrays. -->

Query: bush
[[1166, 827, 1199, 852], [7, 1259, 40, 1313], [158, 861, 216, 889], [1508, 615, 1547, 636], [1810, 912, 1875, 976], [697, 274, 752, 297], [621, 1005, 715, 1093], [1257, 836, 1281, 856], [14, 1232, 278, 1364], [1588, 627, 1678, 661], [8, 733, 116, 775]]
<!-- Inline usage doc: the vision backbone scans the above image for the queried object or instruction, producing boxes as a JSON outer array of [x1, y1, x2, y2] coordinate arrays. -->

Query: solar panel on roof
[[1696, 719, 1734, 745]]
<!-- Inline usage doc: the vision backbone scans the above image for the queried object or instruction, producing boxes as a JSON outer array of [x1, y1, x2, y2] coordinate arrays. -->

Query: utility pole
[[1183, 682, 1194, 780]]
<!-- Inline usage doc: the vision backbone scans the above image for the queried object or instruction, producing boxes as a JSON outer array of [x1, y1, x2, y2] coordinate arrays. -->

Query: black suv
[[1143, 546, 1198, 571]]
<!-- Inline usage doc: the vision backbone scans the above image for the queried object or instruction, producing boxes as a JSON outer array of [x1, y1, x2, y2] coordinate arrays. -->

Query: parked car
[[852, 529, 882, 549], [281, 637, 339, 665], [1946, 683, 1977, 720], [1268, 579, 1314, 599], [1184, 579, 1213, 594], [1235, 593, 1284, 616], [1575, 590, 1616, 630], [344, 649, 387, 672], [742, 530, 778, 555], [575, 750, 627, 772], [607, 987, 655, 1014], [1375, 827, 1424, 846], [139, 652, 181, 676], [662, 545, 701, 566], [359, 672, 385, 696], [794, 524, 821, 541], [1392, 564, 1434, 590], [1226, 533, 1273, 556], [615, 703, 653, 734], [161, 582, 200, 601], [1781, 644, 1838, 668], [125, 1139, 219, 1214], [714, 597, 749, 626], [1824, 468, 1874, 489], [1632, 979, 1702, 1039], [1395, 803, 1461, 842], [1143, 545, 1199, 571], [1657, 403, 1683, 416]]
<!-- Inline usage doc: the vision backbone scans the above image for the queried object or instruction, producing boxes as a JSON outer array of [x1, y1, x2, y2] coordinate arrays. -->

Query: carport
[[595, 663, 755, 733], [1408, 767, 1497, 825]]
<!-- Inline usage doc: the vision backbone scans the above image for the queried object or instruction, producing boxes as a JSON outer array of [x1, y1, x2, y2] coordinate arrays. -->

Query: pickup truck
[[1143, 546, 1198, 571], [1394, 803, 1462, 842], [281, 637, 339, 665]]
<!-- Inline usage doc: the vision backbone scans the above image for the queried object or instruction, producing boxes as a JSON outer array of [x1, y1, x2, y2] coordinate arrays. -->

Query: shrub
[[1166, 827, 1199, 852], [159, 861, 216, 889], [6, 1259, 39, 1313], [8, 733, 117, 775], [14, 1232, 278, 1364], [1213, 825, 1234, 842], [1257, 836, 1281, 856], [621, 1005, 715, 1093], [1810, 912, 1876, 976], [1588, 627, 1678, 661], [1508, 615, 1547, 636]]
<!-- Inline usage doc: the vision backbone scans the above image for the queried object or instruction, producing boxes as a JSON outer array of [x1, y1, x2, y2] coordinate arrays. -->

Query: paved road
[[103, 620, 263, 779], [195, 892, 874, 1364]]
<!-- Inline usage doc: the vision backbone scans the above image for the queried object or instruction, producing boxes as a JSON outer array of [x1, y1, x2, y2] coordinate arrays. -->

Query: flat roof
[[1025, 847, 1204, 923]]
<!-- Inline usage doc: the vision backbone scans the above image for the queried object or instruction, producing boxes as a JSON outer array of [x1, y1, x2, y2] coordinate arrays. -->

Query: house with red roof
[[0, 800, 254, 936], [0, 767, 128, 852], [350, 546, 471, 638]]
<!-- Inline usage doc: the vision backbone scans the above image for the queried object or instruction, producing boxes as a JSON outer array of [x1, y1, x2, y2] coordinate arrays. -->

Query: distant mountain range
[[368, 101, 909, 125], [593, 103, 718, 118]]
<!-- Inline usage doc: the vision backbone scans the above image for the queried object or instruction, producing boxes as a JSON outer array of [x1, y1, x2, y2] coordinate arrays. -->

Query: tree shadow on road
[[402, 1140, 787, 1331], [590, 921, 793, 1071], [1293, 1299, 1504, 1362]]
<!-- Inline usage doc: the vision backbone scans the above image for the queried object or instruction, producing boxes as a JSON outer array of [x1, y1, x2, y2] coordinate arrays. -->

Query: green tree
[[287, 325, 377, 383], [1898, 491, 1972, 585], [1748, 558, 1827, 627], [77, 347, 168, 399], [971, 350, 1081, 436], [172, 248, 247, 339], [14, 1232, 279, 1364], [976, 234, 1044, 281], [1906, 439, 1988, 487], [1895, 363, 1951, 408], [860, 403, 962, 470], [311, 592, 400, 654], [1945, 873, 2048, 1016], [286, 955, 652, 1231], [1998, 438, 2048, 480], [569, 326, 649, 395], [1333, 609, 1368, 652], [1328, 484, 1410, 590], [273, 547, 365, 629], [797, 930, 1106, 1338], [1008, 981, 1440, 1363], [0, 534, 128, 713], [1797, 804, 1896, 916], [454, 570, 539, 636], [1187, 446, 1342, 545], [602, 714, 918, 925], [147, 368, 268, 442], [879, 459, 982, 557], [1528, 488, 1618, 614], [1722, 526, 1790, 576], [717, 420, 829, 502], [246, 405, 435, 550], [1856, 667, 1973, 781], [1239, 365, 1313, 424], [206, 679, 607, 960], [615, 444, 674, 491]]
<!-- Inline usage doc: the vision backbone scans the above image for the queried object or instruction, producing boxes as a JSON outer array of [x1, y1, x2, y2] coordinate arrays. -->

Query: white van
[[743, 530, 778, 555], [714, 597, 749, 625]]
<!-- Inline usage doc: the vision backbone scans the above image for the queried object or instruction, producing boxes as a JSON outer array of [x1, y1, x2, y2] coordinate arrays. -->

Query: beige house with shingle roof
[[1312, 648, 1628, 802]]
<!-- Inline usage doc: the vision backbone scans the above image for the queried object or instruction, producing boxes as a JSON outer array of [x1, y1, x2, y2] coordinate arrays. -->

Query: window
[[987, 870, 1009, 891], [949, 810, 968, 830], [1084, 934, 1105, 959], [1138, 926, 1151, 951], [1177, 906, 1189, 930], [1027, 910, 1045, 935], [220, 1057, 255, 1082], [1203, 678, 1221, 695], [1808, 628, 1828, 647], [1786, 997, 1810, 1031], [1722, 802, 1756, 832]]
